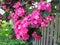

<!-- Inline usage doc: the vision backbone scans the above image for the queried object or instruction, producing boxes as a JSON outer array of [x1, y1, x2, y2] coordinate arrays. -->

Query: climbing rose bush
[[11, 1, 54, 41], [0, 0, 54, 45]]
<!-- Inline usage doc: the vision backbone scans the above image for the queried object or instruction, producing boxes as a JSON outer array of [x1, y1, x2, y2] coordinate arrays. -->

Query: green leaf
[[59, 35, 60, 38], [0, 36, 21, 45], [0, 0, 3, 2], [35, 28, 42, 36], [20, 39, 26, 45], [57, 42, 60, 45], [25, 4, 33, 14], [2, 11, 10, 19], [41, 11, 49, 18], [35, 0, 39, 2]]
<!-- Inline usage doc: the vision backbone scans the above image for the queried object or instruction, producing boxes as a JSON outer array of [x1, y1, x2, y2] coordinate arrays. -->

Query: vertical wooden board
[[45, 23, 50, 45], [41, 27, 44, 45], [58, 15, 60, 42], [38, 27, 41, 45], [38, 39, 41, 45], [52, 19, 55, 45], [45, 28, 48, 45], [35, 40, 37, 45], [43, 28, 46, 45], [38, 27, 42, 45], [37, 40, 39, 45], [50, 21, 54, 45], [45, 28, 47, 45], [33, 38, 37, 45], [54, 14, 58, 45], [56, 14, 59, 43], [48, 23, 51, 45]]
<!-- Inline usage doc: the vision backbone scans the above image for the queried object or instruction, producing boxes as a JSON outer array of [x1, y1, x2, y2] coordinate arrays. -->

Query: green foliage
[[20, 39, 26, 45], [35, 28, 42, 36], [2, 11, 10, 19], [0, 37, 20, 45], [0, 35, 27, 45], [0, 21, 13, 37], [0, 0, 3, 2], [51, 0, 60, 13], [35, 0, 40, 2], [0, 20, 28, 45], [25, 4, 33, 14], [41, 11, 49, 18], [57, 42, 60, 45], [59, 35, 60, 38]]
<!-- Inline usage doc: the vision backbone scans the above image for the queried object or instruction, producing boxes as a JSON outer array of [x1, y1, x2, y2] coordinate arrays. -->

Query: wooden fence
[[33, 13, 60, 45]]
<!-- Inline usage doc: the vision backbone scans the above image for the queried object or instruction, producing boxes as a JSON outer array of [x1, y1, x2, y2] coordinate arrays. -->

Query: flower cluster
[[14, 10, 43, 40], [13, 2, 22, 9], [37, 1, 51, 12], [10, 1, 54, 42], [0, 0, 56, 45], [11, 2, 25, 22], [32, 32, 41, 40], [1, 1, 11, 11], [41, 15, 54, 27]]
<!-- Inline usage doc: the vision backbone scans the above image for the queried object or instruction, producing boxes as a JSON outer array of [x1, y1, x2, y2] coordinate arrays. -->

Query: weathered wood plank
[[54, 14, 58, 45], [58, 15, 60, 42], [43, 28, 46, 45], [46, 23, 50, 45], [50, 21, 54, 45], [41, 27, 44, 45]]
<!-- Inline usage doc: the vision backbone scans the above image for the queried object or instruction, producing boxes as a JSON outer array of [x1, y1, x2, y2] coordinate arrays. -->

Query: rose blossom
[[13, 2, 22, 8], [32, 32, 41, 40], [37, 1, 51, 12], [30, 10, 43, 28], [15, 8, 25, 17], [22, 33, 29, 41]]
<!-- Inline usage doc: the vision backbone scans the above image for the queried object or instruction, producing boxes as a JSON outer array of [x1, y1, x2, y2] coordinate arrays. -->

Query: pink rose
[[20, 27, 28, 35], [41, 22, 48, 27], [11, 13, 19, 22], [32, 32, 41, 40], [16, 34, 21, 40], [13, 2, 22, 8], [37, 1, 51, 12], [45, 16, 54, 22], [35, 35, 41, 40], [32, 32, 37, 38], [30, 10, 43, 28], [22, 33, 29, 41], [15, 8, 25, 17]]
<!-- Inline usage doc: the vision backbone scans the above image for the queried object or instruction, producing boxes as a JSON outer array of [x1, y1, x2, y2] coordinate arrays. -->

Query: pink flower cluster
[[1, 1, 22, 11], [32, 32, 41, 40], [41, 16, 54, 27], [11, 1, 54, 41], [1, 2, 12, 11], [13, 2, 22, 9], [14, 9, 54, 40], [14, 10, 42, 40], [11, 13, 19, 22], [14, 8, 25, 17], [37, 1, 51, 12], [11, 2, 25, 22], [30, 10, 43, 28], [14, 20, 30, 40]]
